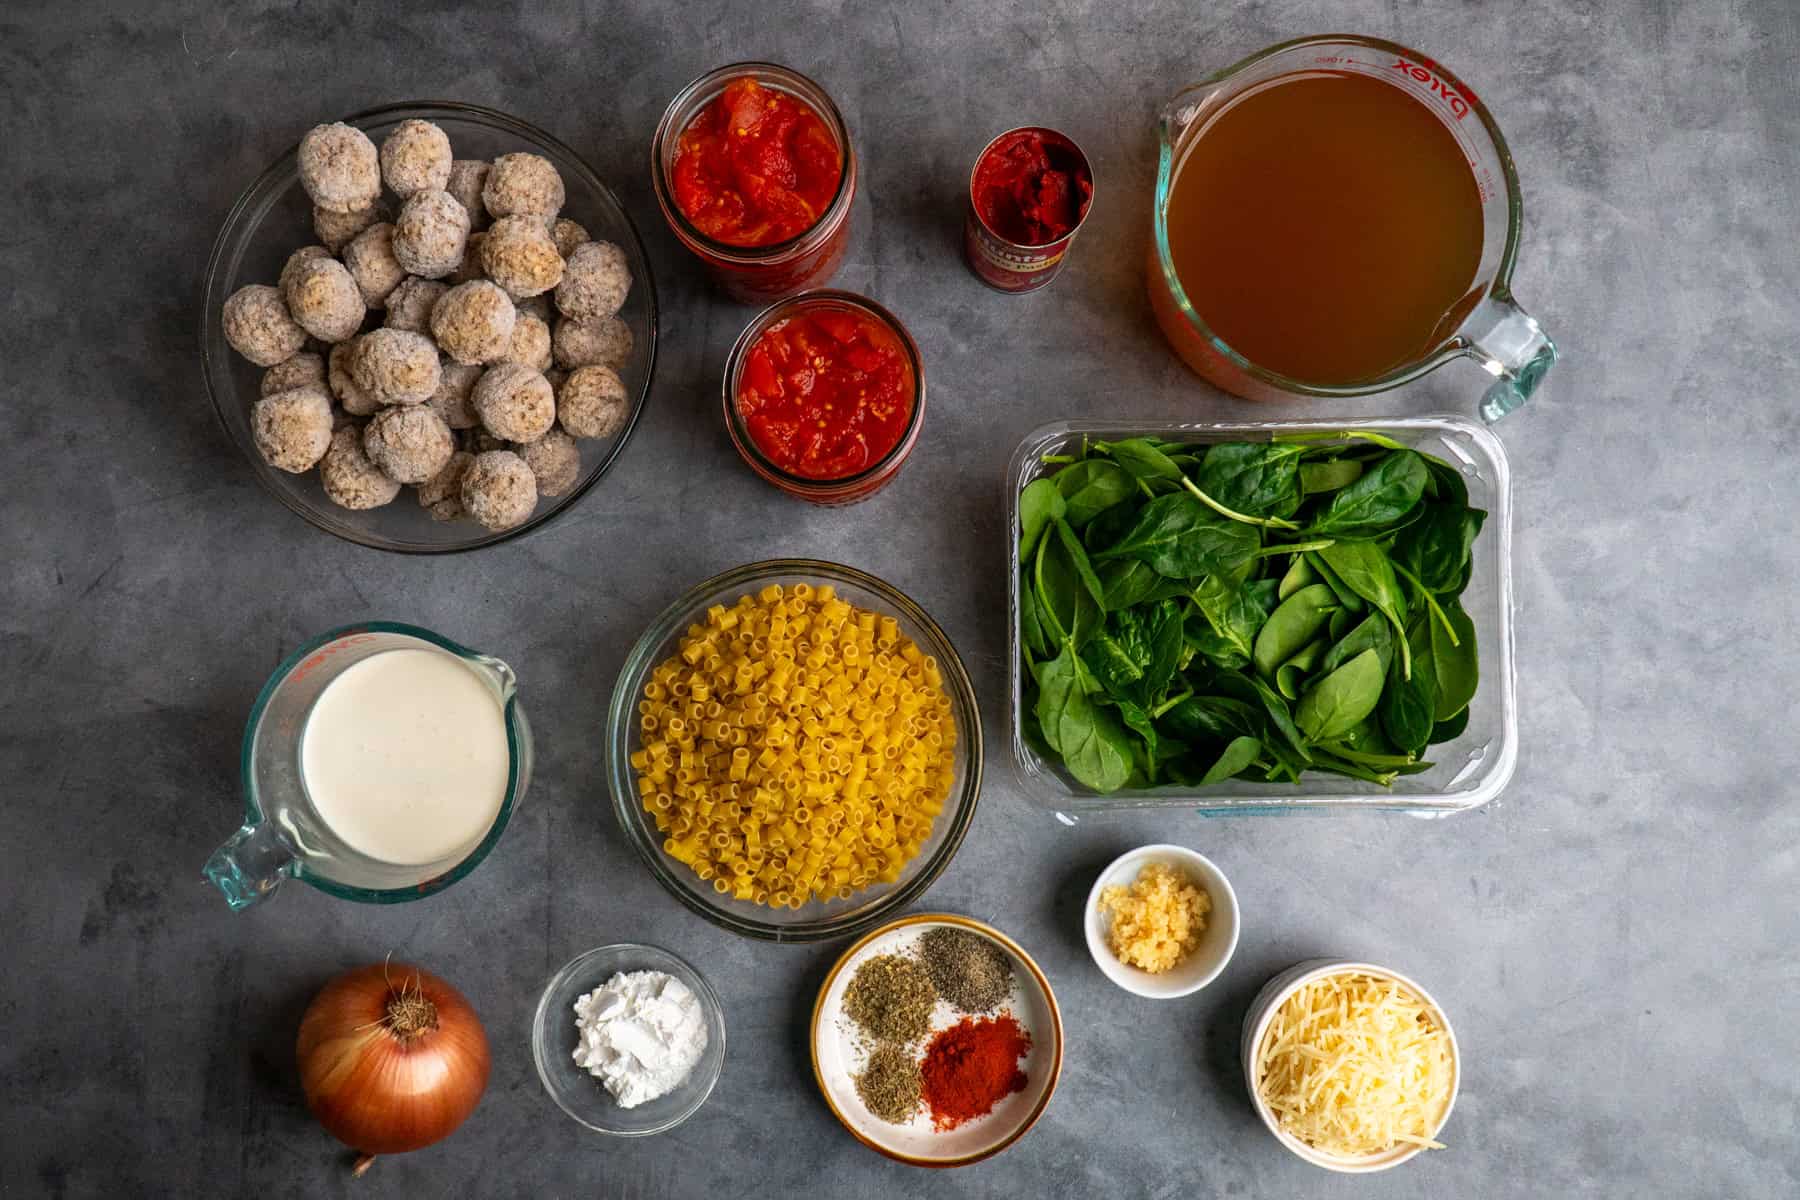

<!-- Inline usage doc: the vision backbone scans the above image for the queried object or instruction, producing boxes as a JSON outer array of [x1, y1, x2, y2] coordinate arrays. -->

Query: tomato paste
[[970, 129, 1093, 246], [671, 77, 844, 248], [735, 305, 914, 481]]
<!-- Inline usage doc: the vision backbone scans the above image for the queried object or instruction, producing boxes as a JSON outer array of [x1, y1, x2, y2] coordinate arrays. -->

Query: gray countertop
[[4, 2, 1797, 1197]]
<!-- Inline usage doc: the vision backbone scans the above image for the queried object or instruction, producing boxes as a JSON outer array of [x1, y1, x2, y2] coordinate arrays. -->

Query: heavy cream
[[299, 647, 508, 866]]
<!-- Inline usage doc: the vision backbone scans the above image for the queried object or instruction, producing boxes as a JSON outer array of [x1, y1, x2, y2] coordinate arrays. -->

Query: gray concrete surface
[[3, 1, 1797, 1196]]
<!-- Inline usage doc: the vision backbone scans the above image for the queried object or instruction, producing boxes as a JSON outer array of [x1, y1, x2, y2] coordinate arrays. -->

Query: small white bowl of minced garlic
[[1084, 845, 1239, 999]]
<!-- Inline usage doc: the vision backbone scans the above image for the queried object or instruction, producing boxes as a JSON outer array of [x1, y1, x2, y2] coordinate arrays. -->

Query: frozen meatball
[[363, 404, 453, 484], [427, 359, 482, 429], [223, 284, 306, 366], [391, 189, 470, 279], [261, 351, 326, 396], [514, 428, 580, 498], [341, 222, 407, 308], [460, 450, 538, 531], [280, 255, 364, 343], [417, 449, 473, 521], [298, 122, 380, 214], [352, 328, 441, 405], [553, 314, 632, 370], [383, 276, 447, 333], [557, 364, 630, 439], [329, 338, 381, 415], [472, 362, 555, 442], [554, 240, 631, 320], [379, 119, 452, 199], [251, 387, 334, 472], [447, 232, 487, 285], [480, 215, 563, 298], [319, 426, 401, 510], [431, 280, 516, 365], [278, 245, 332, 291], [482, 152, 564, 221], [503, 313, 553, 371], [551, 217, 590, 258], [313, 200, 386, 254], [445, 160, 490, 229]]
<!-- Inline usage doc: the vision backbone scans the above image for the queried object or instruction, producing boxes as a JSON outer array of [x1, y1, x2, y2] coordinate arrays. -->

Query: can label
[[963, 210, 1073, 293]]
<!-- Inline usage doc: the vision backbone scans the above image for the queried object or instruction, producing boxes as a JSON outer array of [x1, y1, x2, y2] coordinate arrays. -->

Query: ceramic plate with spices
[[809, 913, 1062, 1166]]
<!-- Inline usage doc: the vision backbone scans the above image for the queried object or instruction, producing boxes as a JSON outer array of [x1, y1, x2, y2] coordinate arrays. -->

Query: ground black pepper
[[916, 927, 1013, 1014], [843, 953, 936, 1044]]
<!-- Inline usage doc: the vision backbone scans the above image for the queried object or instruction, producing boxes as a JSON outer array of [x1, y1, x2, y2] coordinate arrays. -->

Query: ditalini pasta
[[632, 582, 956, 908]]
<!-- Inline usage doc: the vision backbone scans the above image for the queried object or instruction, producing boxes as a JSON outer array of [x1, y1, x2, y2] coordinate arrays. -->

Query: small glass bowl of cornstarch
[[532, 943, 726, 1135]]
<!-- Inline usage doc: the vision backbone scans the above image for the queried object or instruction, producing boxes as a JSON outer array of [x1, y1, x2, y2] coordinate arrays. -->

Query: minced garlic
[[1098, 862, 1209, 973]]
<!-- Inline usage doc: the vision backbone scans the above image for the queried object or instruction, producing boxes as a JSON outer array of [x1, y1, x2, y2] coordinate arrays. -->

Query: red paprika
[[919, 1013, 1032, 1131]]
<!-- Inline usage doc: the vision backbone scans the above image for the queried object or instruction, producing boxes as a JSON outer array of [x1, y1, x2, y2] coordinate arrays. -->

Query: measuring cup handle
[[1464, 288, 1558, 422], [203, 822, 296, 910]]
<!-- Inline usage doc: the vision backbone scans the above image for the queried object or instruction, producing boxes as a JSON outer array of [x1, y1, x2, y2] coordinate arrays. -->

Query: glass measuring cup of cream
[[204, 623, 532, 910]]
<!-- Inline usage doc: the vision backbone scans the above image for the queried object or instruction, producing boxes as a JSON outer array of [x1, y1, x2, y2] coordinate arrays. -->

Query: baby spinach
[[1018, 478, 1065, 560], [1053, 459, 1136, 527], [1016, 433, 1486, 793], [1305, 450, 1428, 538], [1252, 584, 1338, 679], [1093, 493, 1261, 580], [1295, 649, 1385, 742]]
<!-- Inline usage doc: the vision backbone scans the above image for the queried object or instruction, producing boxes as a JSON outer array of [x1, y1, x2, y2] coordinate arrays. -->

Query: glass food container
[[607, 560, 982, 942], [1006, 416, 1515, 819], [722, 290, 925, 506], [651, 62, 857, 304]]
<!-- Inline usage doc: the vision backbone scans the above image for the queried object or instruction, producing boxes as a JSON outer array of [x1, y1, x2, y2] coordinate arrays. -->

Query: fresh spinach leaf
[[1252, 583, 1338, 678], [1098, 438, 1184, 489], [1275, 637, 1329, 701], [1429, 708, 1470, 745], [1295, 648, 1384, 742], [1019, 477, 1065, 560], [1190, 574, 1266, 664], [1305, 449, 1428, 538], [1034, 648, 1133, 791], [1379, 616, 1437, 754], [1093, 493, 1261, 580], [1019, 568, 1050, 661], [1096, 559, 1185, 611], [1306, 550, 1366, 614], [1035, 523, 1098, 649], [1158, 694, 1261, 743], [1200, 735, 1263, 785], [1082, 499, 1140, 552], [1321, 613, 1395, 675], [1394, 502, 1487, 595], [1053, 459, 1137, 527], [1300, 458, 1363, 495], [1277, 554, 1316, 601], [1053, 517, 1108, 611], [1430, 599, 1479, 720], [1317, 540, 1411, 676], [1194, 442, 1307, 518]]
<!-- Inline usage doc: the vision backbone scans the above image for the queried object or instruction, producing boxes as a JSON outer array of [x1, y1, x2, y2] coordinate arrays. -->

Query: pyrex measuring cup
[[1148, 34, 1557, 422], [203, 623, 532, 910]]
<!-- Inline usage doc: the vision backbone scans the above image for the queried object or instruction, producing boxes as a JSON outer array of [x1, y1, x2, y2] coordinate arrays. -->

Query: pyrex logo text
[[1391, 57, 1470, 120]]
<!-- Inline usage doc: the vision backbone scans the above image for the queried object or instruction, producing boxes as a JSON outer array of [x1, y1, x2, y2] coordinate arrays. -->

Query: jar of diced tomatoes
[[723, 291, 925, 505], [652, 63, 857, 304]]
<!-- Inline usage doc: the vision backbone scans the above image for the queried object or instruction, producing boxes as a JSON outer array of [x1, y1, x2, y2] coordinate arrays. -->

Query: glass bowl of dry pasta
[[608, 559, 983, 942]]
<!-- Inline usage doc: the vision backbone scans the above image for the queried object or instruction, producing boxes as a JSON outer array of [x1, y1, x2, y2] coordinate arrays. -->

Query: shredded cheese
[[1254, 972, 1453, 1158]]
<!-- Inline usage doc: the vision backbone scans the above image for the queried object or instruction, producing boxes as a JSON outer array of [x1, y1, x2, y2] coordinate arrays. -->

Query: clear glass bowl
[[607, 559, 984, 942], [200, 101, 658, 553], [531, 943, 726, 1136], [1007, 416, 1516, 817]]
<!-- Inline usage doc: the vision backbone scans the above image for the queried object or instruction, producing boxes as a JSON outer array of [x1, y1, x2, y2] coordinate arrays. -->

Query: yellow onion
[[297, 961, 490, 1173]]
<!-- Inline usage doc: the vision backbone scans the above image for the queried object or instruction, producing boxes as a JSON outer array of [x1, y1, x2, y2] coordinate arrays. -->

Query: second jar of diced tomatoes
[[652, 63, 856, 303], [724, 291, 924, 505]]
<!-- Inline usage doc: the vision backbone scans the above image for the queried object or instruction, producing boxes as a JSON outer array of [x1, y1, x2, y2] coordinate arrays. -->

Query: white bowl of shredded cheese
[[1241, 959, 1460, 1173]]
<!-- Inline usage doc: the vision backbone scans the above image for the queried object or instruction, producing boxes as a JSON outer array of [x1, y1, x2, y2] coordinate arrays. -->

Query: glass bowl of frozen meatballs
[[202, 102, 658, 552]]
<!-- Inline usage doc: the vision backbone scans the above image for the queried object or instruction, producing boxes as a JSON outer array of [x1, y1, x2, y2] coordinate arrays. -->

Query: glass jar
[[652, 62, 857, 304], [722, 290, 924, 506]]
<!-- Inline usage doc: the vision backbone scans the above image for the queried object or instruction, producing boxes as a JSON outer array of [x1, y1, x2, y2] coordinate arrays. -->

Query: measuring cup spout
[[1464, 288, 1557, 422], [204, 821, 296, 910]]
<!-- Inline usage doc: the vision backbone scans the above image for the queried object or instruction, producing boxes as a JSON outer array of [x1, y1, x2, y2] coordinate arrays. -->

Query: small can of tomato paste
[[963, 126, 1095, 294]]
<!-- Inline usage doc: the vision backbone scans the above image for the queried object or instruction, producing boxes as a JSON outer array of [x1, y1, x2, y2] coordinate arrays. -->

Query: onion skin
[[297, 962, 491, 1158]]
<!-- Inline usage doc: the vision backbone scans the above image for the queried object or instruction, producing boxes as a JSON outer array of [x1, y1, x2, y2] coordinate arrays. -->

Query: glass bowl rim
[[721, 290, 926, 494], [199, 99, 660, 555], [607, 558, 984, 942], [650, 61, 856, 262], [530, 941, 727, 1136]]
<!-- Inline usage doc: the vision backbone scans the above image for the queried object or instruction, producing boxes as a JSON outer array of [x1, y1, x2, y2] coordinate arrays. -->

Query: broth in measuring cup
[[1166, 71, 1483, 386]]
